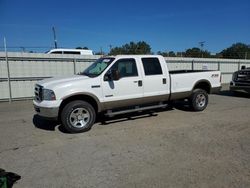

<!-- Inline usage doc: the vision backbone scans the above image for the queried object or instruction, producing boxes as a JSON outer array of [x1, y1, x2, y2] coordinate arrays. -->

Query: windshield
[[80, 57, 115, 77]]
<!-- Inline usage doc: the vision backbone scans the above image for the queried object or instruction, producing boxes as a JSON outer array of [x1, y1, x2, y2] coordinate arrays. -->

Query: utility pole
[[4, 37, 12, 102], [100, 47, 103, 55], [52, 26, 58, 49], [199, 41, 205, 58]]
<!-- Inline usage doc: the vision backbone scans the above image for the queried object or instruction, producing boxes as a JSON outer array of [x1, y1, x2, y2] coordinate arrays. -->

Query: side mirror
[[241, 65, 246, 70], [104, 69, 120, 81], [104, 70, 112, 81], [111, 69, 120, 81]]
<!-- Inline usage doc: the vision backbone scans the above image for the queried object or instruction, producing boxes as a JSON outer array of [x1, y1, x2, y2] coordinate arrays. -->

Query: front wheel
[[189, 89, 208, 111], [61, 100, 96, 133]]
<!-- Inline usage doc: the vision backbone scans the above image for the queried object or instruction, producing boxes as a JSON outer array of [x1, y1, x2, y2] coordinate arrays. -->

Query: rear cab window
[[141, 58, 163, 76]]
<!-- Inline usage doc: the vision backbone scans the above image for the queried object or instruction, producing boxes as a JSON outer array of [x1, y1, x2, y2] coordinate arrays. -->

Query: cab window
[[142, 58, 162, 75], [110, 58, 138, 78]]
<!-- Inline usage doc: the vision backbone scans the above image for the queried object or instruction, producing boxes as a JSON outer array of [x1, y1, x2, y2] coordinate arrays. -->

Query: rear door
[[140, 57, 170, 99]]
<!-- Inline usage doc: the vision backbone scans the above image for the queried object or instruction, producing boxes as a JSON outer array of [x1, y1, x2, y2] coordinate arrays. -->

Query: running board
[[105, 103, 168, 117]]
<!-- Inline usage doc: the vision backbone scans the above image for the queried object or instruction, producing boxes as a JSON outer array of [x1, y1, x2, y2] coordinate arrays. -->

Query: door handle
[[138, 80, 143, 87], [163, 78, 167, 84], [134, 80, 143, 86]]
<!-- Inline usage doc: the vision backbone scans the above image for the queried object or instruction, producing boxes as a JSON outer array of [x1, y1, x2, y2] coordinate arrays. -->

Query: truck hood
[[235, 69, 250, 77], [37, 75, 89, 89], [238, 69, 250, 74]]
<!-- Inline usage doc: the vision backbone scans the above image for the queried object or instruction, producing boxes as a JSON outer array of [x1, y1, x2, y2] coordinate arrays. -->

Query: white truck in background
[[33, 55, 221, 133], [47, 48, 93, 55], [230, 65, 250, 94]]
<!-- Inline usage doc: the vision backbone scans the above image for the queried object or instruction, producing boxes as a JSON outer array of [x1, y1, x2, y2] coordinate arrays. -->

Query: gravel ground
[[0, 86, 250, 188]]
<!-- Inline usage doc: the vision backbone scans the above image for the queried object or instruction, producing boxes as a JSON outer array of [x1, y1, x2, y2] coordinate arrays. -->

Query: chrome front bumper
[[34, 104, 59, 119], [230, 81, 250, 93]]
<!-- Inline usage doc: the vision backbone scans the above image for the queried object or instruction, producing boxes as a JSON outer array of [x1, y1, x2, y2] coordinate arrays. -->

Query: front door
[[102, 58, 143, 109]]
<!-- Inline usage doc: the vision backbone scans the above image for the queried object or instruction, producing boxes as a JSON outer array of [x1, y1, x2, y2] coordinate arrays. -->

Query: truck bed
[[169, 70, 221, 97]]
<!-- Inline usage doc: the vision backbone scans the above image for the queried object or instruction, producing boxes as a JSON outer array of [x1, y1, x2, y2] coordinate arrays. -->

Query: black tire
[[189, 89, 208, 111], [61, 100, 96, 133]]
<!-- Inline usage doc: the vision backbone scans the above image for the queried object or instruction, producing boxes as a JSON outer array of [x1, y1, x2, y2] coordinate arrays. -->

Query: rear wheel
[[61, 100, 96, 133], [189, 89, 208, 111]]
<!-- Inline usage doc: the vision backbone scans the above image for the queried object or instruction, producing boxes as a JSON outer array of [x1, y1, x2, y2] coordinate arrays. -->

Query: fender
[[192, 79, 212, 93], [61, 92, 103, 112]]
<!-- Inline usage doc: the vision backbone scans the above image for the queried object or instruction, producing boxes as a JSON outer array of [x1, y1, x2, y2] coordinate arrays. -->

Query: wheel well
[[59, 95, 99, 118], [193, 81, 211, 93]]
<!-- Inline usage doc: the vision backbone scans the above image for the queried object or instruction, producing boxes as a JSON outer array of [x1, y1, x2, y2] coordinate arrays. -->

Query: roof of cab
[[104, 54, 163, 59]]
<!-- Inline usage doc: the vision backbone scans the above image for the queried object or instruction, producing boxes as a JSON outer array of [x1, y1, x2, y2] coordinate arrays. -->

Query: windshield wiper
[[80, 72, 98, 78], [79, 72, 90, 77]]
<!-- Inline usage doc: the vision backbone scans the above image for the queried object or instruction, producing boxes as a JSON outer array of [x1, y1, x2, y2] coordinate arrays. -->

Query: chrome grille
[[236, 71, 250, 83], [34, 84, 43, 101]]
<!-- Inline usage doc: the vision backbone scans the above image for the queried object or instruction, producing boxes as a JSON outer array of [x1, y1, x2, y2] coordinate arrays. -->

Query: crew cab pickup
[[230, 65, 250, 93], [33, 55, 221, 133]]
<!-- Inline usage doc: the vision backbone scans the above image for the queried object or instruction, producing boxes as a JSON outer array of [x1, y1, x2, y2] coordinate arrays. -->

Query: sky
[[0, 0, 250, 54]]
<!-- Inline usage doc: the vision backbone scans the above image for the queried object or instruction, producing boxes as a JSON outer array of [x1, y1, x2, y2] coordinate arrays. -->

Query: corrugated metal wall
[[0, 52, 99, 101], [0, 52, 250, 101]]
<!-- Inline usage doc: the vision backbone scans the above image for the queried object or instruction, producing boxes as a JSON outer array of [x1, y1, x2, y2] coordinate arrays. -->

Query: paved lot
[[0, 87, 250, 188]]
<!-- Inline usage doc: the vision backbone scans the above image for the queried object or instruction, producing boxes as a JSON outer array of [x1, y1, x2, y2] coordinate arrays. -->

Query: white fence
[[1, 52, 250, 101]]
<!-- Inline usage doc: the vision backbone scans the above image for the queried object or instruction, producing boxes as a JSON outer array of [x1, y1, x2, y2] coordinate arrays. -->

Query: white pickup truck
[[33, 55, 221, 133]]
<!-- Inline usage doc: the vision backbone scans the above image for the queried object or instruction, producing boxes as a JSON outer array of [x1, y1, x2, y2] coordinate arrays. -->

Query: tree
[[220, 43, 250, 59], [185, 48, 210, 58], [185, 48, 201, 57], [176, 52, 185, 57], [168, 51, 176, 57], [157, 51, 169, 57], [109, 41, 151, 55], [157, 51, 177, 57], [202, 51, 211, 58], [136, 41, 151, 54]]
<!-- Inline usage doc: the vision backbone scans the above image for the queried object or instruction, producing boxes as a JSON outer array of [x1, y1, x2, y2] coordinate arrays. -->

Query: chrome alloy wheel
[[69, 108, 90, 128], [195, 94, 206, 108]]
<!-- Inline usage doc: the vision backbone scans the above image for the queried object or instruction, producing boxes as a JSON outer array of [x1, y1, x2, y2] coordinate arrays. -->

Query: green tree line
[[93, 41, 250, 59], [158, 43, 250, 59]]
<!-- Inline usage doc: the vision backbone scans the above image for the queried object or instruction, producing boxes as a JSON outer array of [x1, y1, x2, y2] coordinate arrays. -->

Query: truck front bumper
[[33, 100, 60, 120], [230, 81, 250, 93]]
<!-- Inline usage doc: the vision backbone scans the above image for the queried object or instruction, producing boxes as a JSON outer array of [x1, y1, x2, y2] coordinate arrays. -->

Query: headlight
[[42, 89, 56, 100]]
